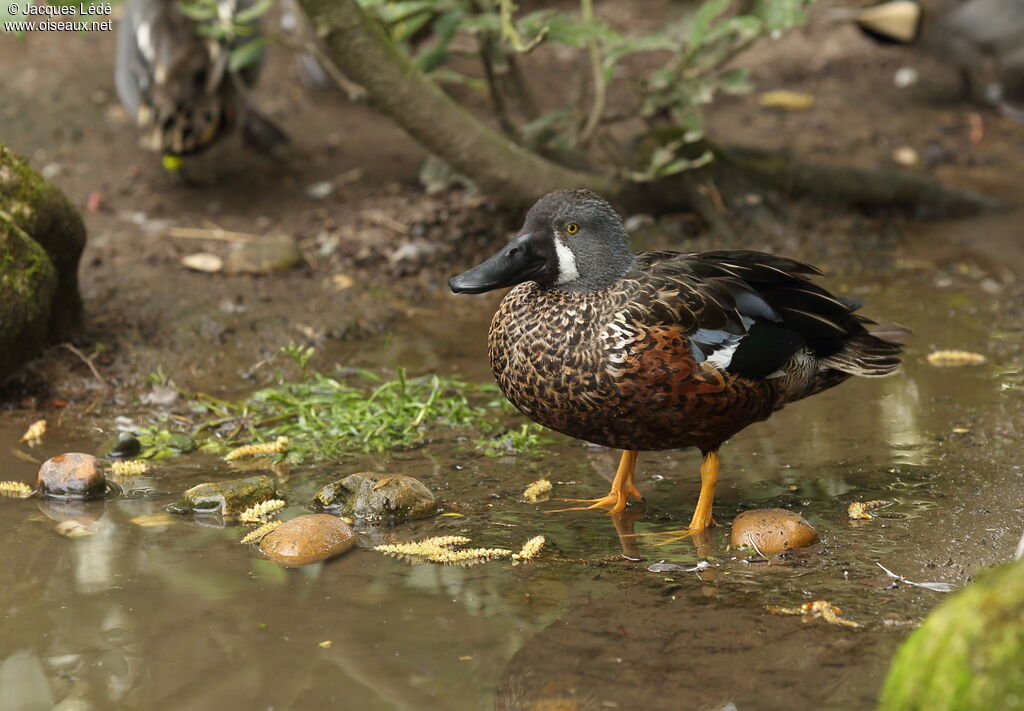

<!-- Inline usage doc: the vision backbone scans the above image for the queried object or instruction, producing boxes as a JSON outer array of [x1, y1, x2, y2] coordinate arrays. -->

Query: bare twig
[[60, 343, 110, 391], [578, 0, 606, 144], [167, 227, 262, 243], [265, 31, 368, 102]]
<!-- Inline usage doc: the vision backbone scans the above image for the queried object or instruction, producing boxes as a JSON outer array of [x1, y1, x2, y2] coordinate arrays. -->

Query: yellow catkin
[[374, 535, 533, 565], [19, 419, 46, 443], [522, 478, 552, 502], [224, 436, 290, 461], [425, 547, 513, 565], [767, 600, 862, 628], [373, 536, 471, 558], [0, 481, 33, 498], [239, 498, 286, 523], [926, 350, 986, 367], [110, 459, 150, 476], [512, 535, 546, 561], [240, 519, 282, 544], [847, 500, 891, 520]]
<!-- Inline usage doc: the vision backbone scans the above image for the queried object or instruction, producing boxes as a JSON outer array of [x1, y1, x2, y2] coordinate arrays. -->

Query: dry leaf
[[759, 90, 814, 110], [19, 419, 46, 444], [130, 513, 175, 528], [181, 252, 224, 273], [847, 500, 891, 520]]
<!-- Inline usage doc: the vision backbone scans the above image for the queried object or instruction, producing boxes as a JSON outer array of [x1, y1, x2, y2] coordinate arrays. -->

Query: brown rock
[[259, 514, 356, 567], [730, 508, 819, 553], [36, 453, 106, 500]]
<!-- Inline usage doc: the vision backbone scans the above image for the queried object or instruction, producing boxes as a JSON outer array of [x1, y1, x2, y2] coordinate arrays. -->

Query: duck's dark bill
[[449, 232, 548, 294]]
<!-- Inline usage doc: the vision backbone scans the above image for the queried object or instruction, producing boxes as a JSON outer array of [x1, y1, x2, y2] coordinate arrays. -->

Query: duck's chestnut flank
[[451, 189, 907, 534]]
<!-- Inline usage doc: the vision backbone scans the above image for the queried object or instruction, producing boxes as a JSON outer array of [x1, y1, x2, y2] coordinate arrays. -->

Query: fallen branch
[[719, 145, 997, 218]]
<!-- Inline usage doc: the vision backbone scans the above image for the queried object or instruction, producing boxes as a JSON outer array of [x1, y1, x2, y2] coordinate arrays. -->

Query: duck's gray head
[[449, 189, 636, 295]]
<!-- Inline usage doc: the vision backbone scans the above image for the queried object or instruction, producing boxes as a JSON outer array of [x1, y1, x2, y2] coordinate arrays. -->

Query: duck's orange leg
[[639, 450, 720, 546], [549, 450, 643, 514], [688, 450, 719, 532]]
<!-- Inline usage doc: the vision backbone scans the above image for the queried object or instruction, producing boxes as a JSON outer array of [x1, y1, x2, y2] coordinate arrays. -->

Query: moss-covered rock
[[315, 472, 437, 523], [167, 475, 278, 517], [878, 558, 1024, 711], [0, 145, 86, 376]]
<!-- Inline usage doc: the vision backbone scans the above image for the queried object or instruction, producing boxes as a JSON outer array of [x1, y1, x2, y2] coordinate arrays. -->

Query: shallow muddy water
[[2, 234, 1023, 711]]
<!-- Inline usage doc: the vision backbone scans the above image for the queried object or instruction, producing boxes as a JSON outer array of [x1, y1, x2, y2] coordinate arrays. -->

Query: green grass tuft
[[137, 367, 546, 461]]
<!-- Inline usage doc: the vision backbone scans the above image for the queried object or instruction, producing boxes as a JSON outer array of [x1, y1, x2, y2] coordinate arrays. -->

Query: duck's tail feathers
[[820, 323, 910, 377]]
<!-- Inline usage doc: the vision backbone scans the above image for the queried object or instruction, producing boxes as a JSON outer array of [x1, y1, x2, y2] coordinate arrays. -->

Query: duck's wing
[[629, 250, 904, 380]]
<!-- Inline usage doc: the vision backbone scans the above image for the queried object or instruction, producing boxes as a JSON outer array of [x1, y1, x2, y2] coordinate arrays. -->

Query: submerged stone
[[880, 558, 1024, 710], [315, 472, 437, 523], [36, 453, 106, 500], [259, 514, 355, 567], [168, 475, 277, 516], [730, 508, 818, 552]]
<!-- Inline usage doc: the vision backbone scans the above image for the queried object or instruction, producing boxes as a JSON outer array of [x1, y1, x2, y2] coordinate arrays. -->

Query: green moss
[[0, 211, 58, 373], [879, 558, 1024, 710]]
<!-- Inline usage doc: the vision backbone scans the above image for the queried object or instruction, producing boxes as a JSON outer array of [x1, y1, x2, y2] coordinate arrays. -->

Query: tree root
[[295, 0, 998, 222]]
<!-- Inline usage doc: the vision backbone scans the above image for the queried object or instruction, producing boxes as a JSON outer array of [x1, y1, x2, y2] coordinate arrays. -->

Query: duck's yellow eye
[[566, 223, 579, 234]]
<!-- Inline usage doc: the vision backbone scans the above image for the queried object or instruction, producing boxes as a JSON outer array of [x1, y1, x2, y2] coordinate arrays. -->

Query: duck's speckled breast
[[486, 282, 776, 451], [488, 283, 611, 429]]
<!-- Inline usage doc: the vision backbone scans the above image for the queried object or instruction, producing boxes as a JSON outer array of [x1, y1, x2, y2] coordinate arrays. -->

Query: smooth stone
[[106, 432, 142, 459], [36, 453, 106, 500], [259, 514, 355, 567], [730, 508, 819, 552], [167, 475, 277, 516], [315, 472, 437, 523]]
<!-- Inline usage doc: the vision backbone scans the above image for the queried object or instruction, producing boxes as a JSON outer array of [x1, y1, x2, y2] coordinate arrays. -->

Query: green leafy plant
[[136, 366, 545, 461], [355, 0, 813, 179]]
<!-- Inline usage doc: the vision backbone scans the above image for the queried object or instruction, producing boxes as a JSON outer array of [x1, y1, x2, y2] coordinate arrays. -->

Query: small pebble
[[893, 66, 919, 89], [892, 146, 919, 166]]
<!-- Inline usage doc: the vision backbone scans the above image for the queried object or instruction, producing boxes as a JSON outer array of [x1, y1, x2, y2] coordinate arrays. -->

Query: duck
[[449, 190, 906, 534], [115, 0, 287, 166], [840, 0, 1024, 115]]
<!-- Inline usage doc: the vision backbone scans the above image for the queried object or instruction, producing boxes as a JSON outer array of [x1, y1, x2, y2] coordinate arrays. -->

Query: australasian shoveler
[[450, 189, 907, 534], [116, 0, 287, 165]]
